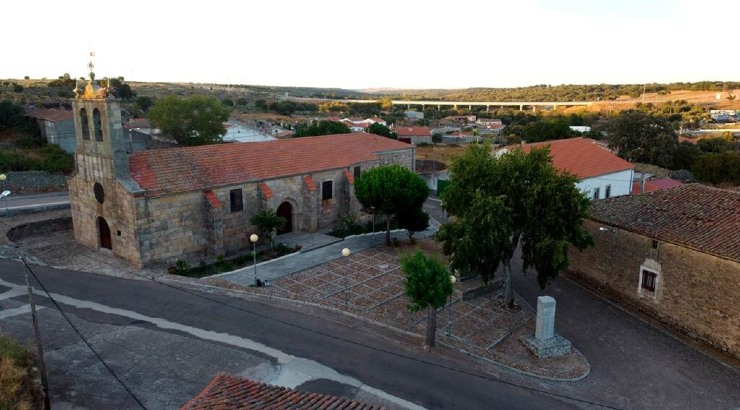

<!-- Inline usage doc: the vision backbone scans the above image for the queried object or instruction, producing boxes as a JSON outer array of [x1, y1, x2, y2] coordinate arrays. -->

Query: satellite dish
[[0, 190, 11, 199]]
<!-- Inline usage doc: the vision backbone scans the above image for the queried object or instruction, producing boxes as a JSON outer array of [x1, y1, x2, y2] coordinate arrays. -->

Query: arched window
[[79, 108, 90, 140], [93, 108, 103, 141]]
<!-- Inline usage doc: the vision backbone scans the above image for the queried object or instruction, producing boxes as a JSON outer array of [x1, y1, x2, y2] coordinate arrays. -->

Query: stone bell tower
[[68, 57, 144, 264]]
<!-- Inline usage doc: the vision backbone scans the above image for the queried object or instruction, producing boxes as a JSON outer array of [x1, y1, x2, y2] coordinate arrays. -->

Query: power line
[[1, 218, 619, 409], [18, 257, 147, 410]]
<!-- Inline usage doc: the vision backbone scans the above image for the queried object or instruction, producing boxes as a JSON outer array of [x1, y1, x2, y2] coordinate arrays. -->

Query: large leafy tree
[[692, 152, 740, 185], [293, 120, 350, 137], [438, 143, 593, 307], [401, 249, 453, 352], [368, 123, 397, 139], [355, 165, 429, 245], [149, 95, 230, 146], [606, 110, 677, 166], [250, 209, 286, 250]]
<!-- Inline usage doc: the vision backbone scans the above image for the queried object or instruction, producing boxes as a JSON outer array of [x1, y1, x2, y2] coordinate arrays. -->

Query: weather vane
[[88, 51, 96, 80]]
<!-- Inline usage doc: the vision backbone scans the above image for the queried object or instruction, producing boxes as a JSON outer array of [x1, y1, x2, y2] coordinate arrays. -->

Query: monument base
[[521, 333, 572, 358]]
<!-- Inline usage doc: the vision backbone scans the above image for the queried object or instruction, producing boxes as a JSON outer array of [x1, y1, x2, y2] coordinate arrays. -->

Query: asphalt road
[[0, 259, 579, 410]]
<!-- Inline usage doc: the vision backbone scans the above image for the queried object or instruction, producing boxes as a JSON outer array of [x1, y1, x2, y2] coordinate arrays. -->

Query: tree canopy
[[293, 120, 350, 137], [437, 143, 593, 306], [354, 165, 429, 245], [606, 110, 677, 166], [368, 122, 397, 139], [401, 249, 453, 351], [148, 95, 230, 146]]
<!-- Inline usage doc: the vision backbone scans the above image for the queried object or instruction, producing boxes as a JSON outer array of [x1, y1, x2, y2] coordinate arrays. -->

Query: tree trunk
[[424, 304, 437, 352], [385, 214, 392, 246], [503, 256, 514, 309]]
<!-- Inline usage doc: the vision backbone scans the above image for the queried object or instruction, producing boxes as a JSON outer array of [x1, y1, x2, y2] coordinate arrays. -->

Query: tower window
[[80, 108, 90, 140], [93, 108, 103, 141], [93, 182, 105, 204]]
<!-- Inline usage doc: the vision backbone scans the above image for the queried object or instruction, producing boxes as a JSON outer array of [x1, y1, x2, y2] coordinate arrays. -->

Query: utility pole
[[22, 255, 51, 410]]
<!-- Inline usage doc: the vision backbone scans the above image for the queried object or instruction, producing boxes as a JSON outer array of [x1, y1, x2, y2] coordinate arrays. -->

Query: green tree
[[401, 249, 454, 352], [135, 96, 154, 112], [397, 207, 430, 243], [148, 95, 230, 146], [692, 152, 740, 185], [438, 143, 593, 307], [293, 120, 350, 137], [355, 165, 429, 245], [368, 122, 397, 139], [606, 110, 677, 165], [250, 209, 287, 250], [697, 137, 731, 153]]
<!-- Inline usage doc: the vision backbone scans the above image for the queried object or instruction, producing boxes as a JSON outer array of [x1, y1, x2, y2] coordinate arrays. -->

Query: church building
[[68, 77, 414, 268]]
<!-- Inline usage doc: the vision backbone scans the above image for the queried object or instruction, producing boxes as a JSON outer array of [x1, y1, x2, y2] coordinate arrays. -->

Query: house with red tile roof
[[631, 177, 683, 194], [27, 108, 76, 153], [567, 184, 740, 359], [67, 80, 414, 267], [181, 374, 385, 410], [497, 138, 635, 199]]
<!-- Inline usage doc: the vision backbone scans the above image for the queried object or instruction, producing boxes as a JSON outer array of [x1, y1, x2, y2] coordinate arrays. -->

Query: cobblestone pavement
[[204, 246, 589, 380]]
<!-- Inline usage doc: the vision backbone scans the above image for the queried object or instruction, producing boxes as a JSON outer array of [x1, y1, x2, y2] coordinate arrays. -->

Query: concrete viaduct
[[339, 99, 594, 112]]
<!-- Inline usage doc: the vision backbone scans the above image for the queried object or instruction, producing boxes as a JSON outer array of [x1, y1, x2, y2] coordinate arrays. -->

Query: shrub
[[37, 145, 74, 173], [0, 335, 43, 409]]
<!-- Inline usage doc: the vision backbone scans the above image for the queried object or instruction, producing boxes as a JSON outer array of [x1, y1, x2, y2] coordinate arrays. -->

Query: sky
[[2, 0, 736, 90]]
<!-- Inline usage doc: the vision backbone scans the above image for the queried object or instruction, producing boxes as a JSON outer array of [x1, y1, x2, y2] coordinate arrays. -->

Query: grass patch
[[167, 243, 300, 278], [0, 335, 43, 410]]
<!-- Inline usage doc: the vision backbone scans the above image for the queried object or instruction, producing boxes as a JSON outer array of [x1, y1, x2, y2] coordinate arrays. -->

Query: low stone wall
[[0, 171, 69, 194], [7, 217, 73, 241]]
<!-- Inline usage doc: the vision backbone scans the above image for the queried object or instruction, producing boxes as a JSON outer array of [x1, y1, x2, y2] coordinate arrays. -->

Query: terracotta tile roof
[[394, 127, 431, 137], [343, 169, 354, 184], [303, 175, 316, 192], [124, 118, 152, 129], [129, 133, 410, 197], [517, 138, 634, 179], [260, 183, 273, 199], [631, 178, 683, 194], [26, 108, 74, 122], [589, 184, 740, 261], [203, 191, 222, 208], [181, 374, 385, 410]]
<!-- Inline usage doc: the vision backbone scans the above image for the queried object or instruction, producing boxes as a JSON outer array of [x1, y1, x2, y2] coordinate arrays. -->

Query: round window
[[93, 182, 105, 204]]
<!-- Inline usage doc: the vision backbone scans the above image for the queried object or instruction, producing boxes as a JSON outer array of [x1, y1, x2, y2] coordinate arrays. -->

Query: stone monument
[[521, 296, 572, 358]]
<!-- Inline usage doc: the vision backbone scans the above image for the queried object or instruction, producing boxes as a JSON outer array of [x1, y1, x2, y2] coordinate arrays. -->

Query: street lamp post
[[342, 247, 351, 306], [250, 233, 259, 286], [0, 174, 8, 215], [447, 275, 456, 337]]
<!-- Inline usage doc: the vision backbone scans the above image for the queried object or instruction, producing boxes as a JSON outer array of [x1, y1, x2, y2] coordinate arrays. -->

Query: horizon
[[3, 0, 738, 90]]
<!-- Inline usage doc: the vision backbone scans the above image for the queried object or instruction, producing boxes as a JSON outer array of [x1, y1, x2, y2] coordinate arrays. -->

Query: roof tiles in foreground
[[589, 184, 740, 261], [181, 374, 385, 410], [129, 133, 410, 196]]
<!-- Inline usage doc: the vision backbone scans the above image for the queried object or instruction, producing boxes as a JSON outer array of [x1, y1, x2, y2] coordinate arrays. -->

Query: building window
[[79, 108, 90, 140], [230, 188, 243, 212], [593, 187, 600, 200], [651, 239, 659, 249], [322, 180, 333, 200], [93, 182, 105, 204], [354, 166, 361, 179], [605, 185, 611, 198], [93, 108, 103, 141], [641, 270, 657, 292]]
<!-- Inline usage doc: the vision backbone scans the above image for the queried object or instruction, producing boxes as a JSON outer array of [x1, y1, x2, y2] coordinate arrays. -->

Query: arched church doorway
[[98, 217, 112, 250], [276, 202, 293, 235]]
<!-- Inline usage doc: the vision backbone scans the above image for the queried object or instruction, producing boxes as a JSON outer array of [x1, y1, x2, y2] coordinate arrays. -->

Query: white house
[[496, 138, 634, 199]]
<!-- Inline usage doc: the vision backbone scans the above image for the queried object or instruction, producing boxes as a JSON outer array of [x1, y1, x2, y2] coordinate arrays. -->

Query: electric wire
[[0, 214, 621, 409], [19, 257, 147, 410]]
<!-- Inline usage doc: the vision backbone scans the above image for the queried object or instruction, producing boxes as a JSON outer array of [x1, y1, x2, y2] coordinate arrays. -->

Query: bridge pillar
[[532, 106, 536, 113], [454, 104, 458, 110], [486, 105, 490, 112], [519, 104, 523, 111], [407, 104, 410, 110], [468, 105, 472, 110], [438, 105, 441, 110], [554, 104, 558, 110]]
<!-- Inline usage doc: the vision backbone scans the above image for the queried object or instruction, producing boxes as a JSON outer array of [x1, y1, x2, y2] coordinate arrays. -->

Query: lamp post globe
[[447, 275, 456, 336], [250, 234, 259, 285], [342, 248, 351, 306]]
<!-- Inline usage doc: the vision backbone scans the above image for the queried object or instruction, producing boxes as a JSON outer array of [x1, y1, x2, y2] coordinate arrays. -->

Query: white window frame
[[638, 265, 660, 299]]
